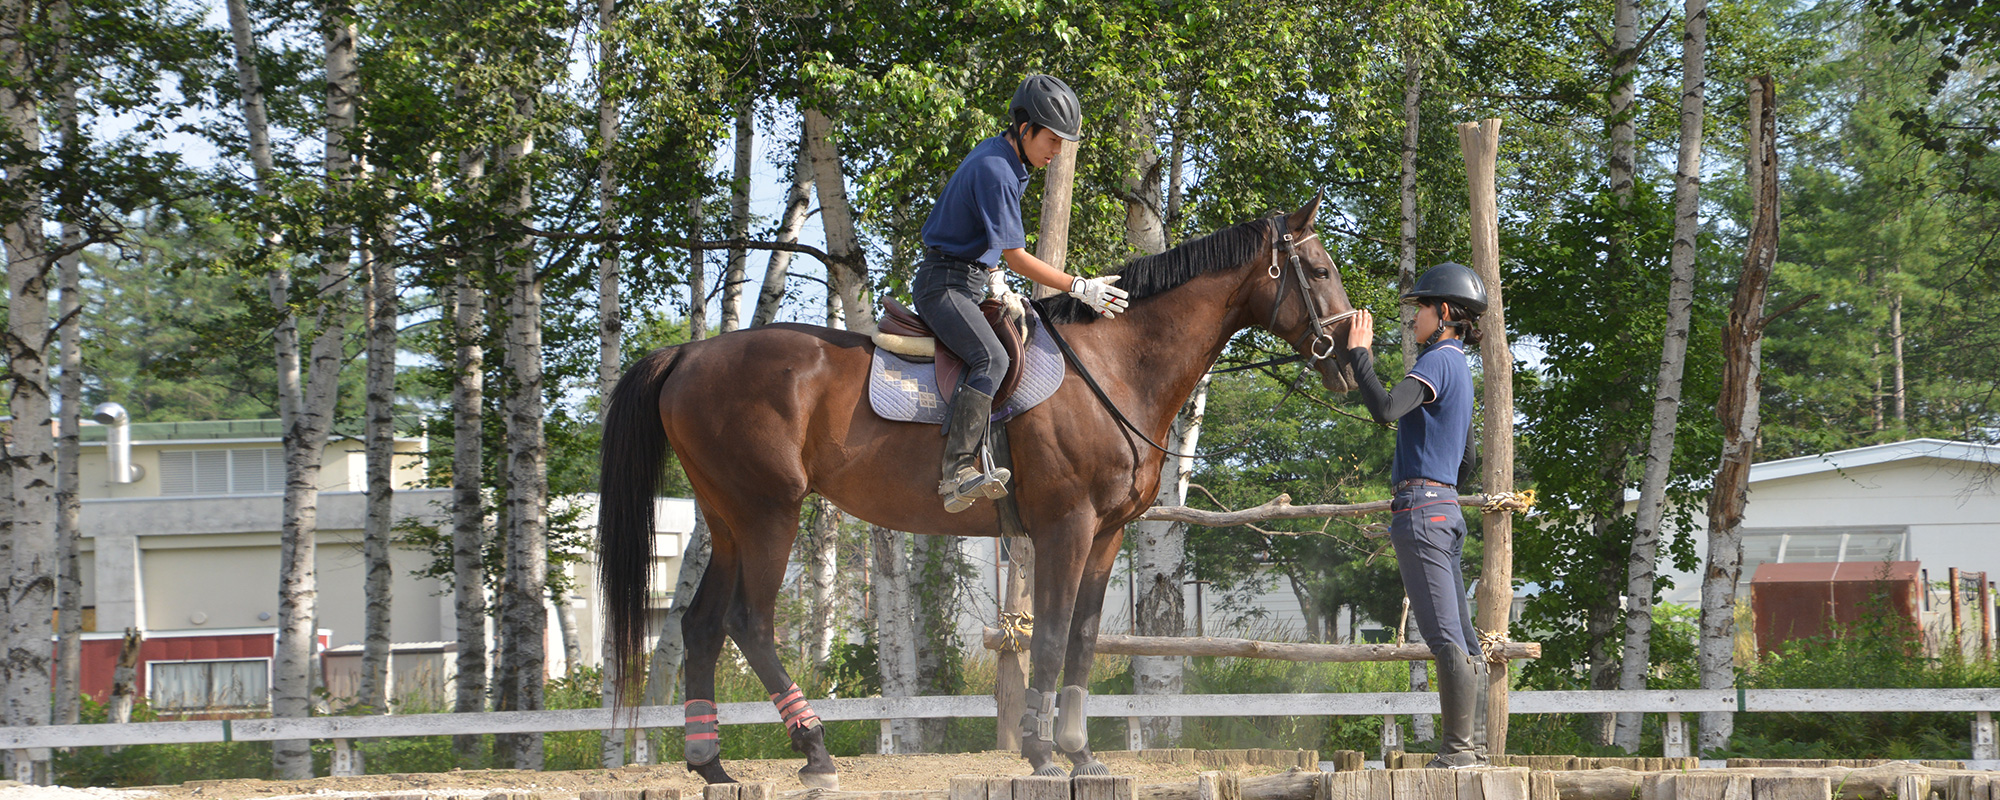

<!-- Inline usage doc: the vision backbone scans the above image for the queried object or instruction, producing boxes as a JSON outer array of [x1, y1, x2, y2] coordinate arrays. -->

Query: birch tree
[[1701, 76, 1780, 756], [1614, 0, 1708, 753], [495, 82, 549, 769], [2, 0, 54, 774], [52, 5, 84, 726], [751, 134, 813, 328], [871, 525, 919, 753], [802, 108, 874, 333], [595, 0, 624, 765], [359, 183, 398, 716]]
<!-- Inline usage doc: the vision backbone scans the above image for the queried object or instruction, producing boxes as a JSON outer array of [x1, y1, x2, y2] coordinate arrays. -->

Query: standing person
[[915, 74, 1129, 513], [1343, 262, 1488, 768]]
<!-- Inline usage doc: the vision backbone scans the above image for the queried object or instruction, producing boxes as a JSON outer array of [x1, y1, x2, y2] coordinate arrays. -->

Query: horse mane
[[1037, 217, 1271, 324]]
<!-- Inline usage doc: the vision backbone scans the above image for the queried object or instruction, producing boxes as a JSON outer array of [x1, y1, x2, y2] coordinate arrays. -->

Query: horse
[[596, 195, 1358, 786]]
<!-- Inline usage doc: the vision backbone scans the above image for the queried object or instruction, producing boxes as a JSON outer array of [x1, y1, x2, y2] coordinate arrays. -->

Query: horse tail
[[597, 344, 682, 703]]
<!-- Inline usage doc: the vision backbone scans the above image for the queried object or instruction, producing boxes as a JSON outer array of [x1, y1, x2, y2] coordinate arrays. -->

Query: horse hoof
[[1032, 763, 1069, 777], [799, 771, 841, 790], [688, 759, 738, 784], [1070, 760, 1110, 777]]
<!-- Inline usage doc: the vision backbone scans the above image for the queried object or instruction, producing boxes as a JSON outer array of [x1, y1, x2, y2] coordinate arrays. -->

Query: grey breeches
[[912, 258, 1009, 396], [1388, 484, 1483, 658]]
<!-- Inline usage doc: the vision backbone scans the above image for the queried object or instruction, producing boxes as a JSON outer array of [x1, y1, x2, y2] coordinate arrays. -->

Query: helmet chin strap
[[1008, 124, 1030, 166], [1419, 301, 1467, 348]]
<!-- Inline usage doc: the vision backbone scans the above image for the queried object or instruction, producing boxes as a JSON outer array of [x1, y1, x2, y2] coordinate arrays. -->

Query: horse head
[[1251, 193, 1359, 393]]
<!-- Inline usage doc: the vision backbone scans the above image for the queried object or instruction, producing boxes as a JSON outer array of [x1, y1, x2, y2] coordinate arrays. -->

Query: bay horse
[[597, 196, 1357, 785]]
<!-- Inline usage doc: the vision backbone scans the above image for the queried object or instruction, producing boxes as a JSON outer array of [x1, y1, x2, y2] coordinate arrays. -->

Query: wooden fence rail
[[2, 689, 1995, 772]]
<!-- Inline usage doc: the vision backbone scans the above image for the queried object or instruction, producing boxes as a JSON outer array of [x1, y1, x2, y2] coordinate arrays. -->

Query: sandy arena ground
[[0, 752, 1298, 800]]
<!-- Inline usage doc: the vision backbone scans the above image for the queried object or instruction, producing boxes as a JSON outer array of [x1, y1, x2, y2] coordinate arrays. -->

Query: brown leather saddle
[[878, 296, 1028, 407]]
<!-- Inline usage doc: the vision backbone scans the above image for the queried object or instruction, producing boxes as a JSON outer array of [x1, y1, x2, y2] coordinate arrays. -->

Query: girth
[[878, 296, 1028, 407]]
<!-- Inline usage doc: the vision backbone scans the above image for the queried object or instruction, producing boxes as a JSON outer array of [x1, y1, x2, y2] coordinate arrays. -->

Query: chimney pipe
[[91, 402, 143, 484]]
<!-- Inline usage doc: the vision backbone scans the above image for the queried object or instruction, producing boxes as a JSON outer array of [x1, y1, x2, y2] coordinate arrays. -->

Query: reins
[[1031, 216, 1357, 461]]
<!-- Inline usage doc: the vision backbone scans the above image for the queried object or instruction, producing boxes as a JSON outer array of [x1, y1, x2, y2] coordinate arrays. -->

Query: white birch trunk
[[448, 164, 489, 763], [688, 189, 706, 341], [359, 192, 397, 715], [498, 88, 548, 768], [1132, 378, 1206, 748], [722, 100, 751, 333], [1614, 0, 1707, 753], [871, 525, 918, 753], [270, 5, 359, 777], [751, 133, 812, 328], [1610, 0, 1639, 203], [2, 0, 54, 774], [1120, 115, 1166, 255], [595, 0, 624, 764], [802, 108, 874, 333], [553, 586, 582, 673], [807, 497, 841, 666], [52, 30, 83, 727], [1700, 76, 1778, 756]]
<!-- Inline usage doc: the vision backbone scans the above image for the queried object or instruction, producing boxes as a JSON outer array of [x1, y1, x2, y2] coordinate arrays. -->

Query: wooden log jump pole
[[1137, 493, 1532, 528]]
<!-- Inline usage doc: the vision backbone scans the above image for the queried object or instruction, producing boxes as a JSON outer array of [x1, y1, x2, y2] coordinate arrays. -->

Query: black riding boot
[[1428, 643, 1481, 768], [939, 387, 1011, 513]]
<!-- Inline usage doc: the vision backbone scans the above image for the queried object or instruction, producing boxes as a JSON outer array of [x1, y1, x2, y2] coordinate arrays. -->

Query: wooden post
[[1984, 579, 1994, 660], [1952, 568, 1965, 654], [1457, 117, 1513, 757], [998, 138, 1077, 750]]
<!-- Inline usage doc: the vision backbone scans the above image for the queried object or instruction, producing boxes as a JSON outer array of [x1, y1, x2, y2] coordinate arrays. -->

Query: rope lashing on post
[[1482, 489, 1536, 514], [997, 611, 1035, 652], [1477, 627, 1513, 665]]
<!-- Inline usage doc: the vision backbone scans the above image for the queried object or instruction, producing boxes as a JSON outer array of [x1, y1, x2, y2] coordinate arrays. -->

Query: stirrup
[[939, 466, 1011, 513]]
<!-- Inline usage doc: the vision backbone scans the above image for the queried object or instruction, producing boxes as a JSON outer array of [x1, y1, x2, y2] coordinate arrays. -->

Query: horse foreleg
[[1053, 527, 1126, 776], [1022, 521, 1094, 776], [680, 530, 739, 785]]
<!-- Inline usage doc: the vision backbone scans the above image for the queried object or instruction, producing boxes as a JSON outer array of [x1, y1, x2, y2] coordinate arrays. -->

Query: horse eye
[[1314, 268, 1331, 279]]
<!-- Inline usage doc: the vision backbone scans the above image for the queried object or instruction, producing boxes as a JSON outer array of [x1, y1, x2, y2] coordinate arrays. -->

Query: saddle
[[876, 296, 1028, 407]]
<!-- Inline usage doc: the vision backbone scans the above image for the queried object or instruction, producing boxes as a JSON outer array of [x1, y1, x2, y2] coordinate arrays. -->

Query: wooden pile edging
[[1135, 748, 1321, 769], [952, 774, 1135, 800], [1381, 753, 1701, 771], [579, 789, 687, 800], [1725, 759, 1966, 770]]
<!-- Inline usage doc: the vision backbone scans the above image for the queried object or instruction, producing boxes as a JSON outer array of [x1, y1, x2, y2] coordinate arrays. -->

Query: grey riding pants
[[912, 257, 1009, 397], [1389, 483, 1483, 658]]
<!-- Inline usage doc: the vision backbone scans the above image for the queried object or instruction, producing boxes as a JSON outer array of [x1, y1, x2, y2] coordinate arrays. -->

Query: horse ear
[[1292, 190, 1324, 231]]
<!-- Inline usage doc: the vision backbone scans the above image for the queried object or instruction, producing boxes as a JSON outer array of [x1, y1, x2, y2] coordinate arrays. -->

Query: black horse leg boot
[[939, 387, 1011, 512], [1428, 643, 1481, 768]]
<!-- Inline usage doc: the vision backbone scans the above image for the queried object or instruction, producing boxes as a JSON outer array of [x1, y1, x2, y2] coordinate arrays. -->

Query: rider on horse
[[914, 74, 1130, 513], [1343, 262, 1490, 768]]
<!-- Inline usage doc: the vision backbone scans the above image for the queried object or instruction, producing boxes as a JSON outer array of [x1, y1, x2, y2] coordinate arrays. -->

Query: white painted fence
[[1, 689, 1994, 772]]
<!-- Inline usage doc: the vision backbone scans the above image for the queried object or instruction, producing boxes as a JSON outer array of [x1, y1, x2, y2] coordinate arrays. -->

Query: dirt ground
[[0, 752, 1302, 800]]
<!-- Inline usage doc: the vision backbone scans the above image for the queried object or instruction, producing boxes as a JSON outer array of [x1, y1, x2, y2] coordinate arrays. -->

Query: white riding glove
[[986, 268, 1015, 302], [1067, 275, 1130, 319]]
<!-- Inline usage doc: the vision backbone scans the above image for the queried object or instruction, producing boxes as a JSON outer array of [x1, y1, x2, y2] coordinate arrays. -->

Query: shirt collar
[[1425, 340, 1466, 357], [988, 135, 1029, 181]]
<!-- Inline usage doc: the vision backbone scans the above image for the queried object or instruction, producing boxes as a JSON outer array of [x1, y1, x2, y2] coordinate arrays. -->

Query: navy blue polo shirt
[[1391, 340, 1473, 485], [921, 136, 1030, 267]]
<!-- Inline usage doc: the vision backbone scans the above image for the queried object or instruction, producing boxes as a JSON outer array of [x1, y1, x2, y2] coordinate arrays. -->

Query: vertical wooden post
[[999, 137, 1078, 750], [1456, 118, 1513, 757], [1952, 567, 1965, 654], [1983, 579, 1994, 660]]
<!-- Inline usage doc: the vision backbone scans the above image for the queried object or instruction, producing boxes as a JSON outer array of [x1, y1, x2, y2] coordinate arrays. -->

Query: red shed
[[1750, 560, 1922, 656], [77, 628, 328, 714]]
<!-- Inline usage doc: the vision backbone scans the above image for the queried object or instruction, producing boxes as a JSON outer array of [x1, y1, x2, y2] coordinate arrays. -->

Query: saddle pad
[[869, 313, 1063, 426]]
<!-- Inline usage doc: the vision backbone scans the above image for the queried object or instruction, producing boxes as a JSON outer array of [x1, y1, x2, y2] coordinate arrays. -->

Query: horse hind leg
[[720, 512, 840, 789], [680, 523, 739, 785]]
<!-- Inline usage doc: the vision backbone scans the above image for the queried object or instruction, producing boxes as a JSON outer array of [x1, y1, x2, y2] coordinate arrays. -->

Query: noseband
[[1266, 217, 1357, 367]]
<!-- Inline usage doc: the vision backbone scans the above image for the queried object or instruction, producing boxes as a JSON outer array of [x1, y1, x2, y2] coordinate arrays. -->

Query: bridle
[[1031, 215, 1359, 461], [1265, 216, 1358, 369]]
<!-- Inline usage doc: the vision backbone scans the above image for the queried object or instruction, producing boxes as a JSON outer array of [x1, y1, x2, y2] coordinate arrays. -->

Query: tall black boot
[[1427, 643, 1480, 769], [939, 387, 1011, 513]]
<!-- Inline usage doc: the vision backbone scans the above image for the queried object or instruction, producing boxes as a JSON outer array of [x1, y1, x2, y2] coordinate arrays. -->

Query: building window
[[1739, 527, 1908, 587], [149, 658, 271, 711], [158, 449, 285, 495]]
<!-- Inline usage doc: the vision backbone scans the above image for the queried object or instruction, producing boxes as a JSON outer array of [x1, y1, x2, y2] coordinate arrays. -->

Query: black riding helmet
[[1403, 262, 1489, 318], [1010, 75, 1082, 142]]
